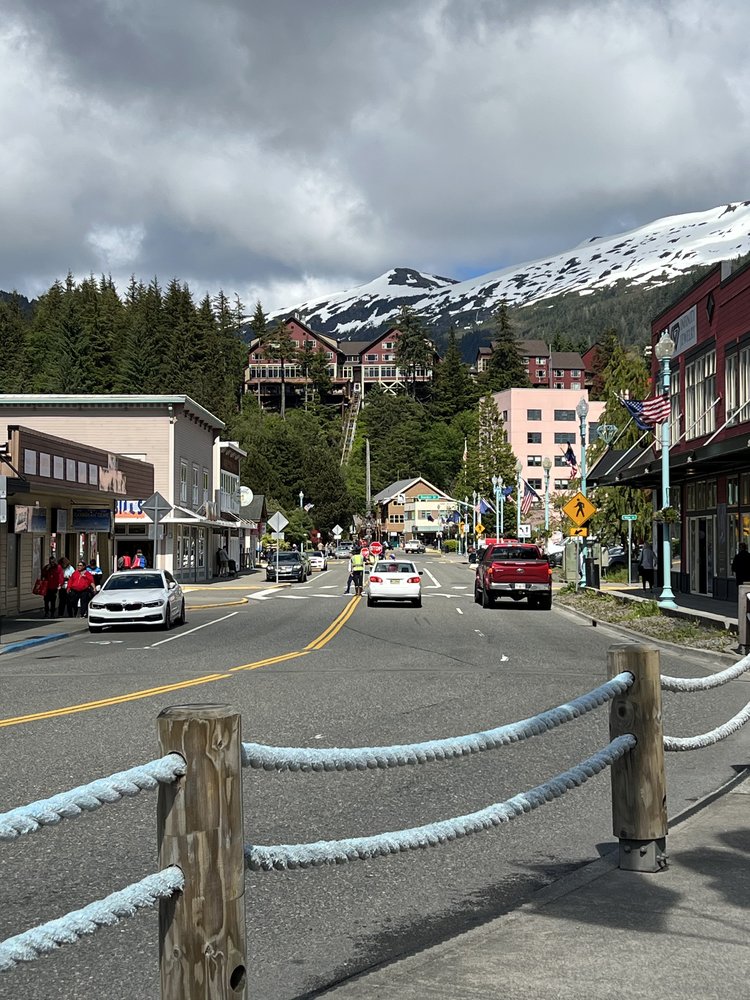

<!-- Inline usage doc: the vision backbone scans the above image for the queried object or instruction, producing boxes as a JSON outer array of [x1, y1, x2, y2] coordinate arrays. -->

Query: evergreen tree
[[120, 278, 153, 391], [394, 305, 432, 395], [481, 300, 530, 392], [25, 280, 65, 390], [428, 326, 476, 420], [56, 276, 93, 392], [0, 293, 29, 391], [454, 394, 518, 521]]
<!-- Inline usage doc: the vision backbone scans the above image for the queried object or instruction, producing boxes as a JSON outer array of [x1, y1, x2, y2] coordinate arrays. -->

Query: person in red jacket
[[41, 557, 64, 618], [67, 561, 95, 618]]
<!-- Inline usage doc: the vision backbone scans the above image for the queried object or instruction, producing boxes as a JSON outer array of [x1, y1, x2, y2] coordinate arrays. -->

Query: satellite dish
[[240, 486, 254, 507]]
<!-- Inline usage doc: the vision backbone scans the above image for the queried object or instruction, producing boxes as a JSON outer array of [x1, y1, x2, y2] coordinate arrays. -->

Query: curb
[[553, 601, 740, 661], [0, 632, 72, 655]]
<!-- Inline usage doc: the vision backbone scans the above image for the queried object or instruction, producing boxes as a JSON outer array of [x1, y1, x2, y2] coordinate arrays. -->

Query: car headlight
[[143, 600, 166, 608], [89, 602, 103, 610]]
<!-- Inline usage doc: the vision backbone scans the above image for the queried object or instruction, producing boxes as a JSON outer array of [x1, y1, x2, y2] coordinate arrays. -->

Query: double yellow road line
[[0, 597, 361, 730]]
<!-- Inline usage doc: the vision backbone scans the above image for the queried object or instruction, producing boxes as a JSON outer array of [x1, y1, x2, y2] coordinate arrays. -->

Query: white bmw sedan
[[88, 570, 186, 632], [366, 560, 423, 607], [308, 551, 328, 571]]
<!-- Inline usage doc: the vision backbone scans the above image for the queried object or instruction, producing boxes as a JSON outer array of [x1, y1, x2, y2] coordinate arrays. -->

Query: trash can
[[228, 559, 237, 579], [584, 556, 600, 589]]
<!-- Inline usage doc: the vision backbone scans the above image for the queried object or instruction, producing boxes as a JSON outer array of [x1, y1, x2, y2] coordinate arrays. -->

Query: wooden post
[[607, 643, 668, 872], [738, 584, 750, 652], [157, 705, 247, 998]]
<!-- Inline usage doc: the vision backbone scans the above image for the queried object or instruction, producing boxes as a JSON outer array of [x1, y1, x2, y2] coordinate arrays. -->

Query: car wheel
[[367, 597, 376, 607], [162, 606, 172, 631], [413, 597, 422, 608], [538, 594, 552, 610], [88, 624, 102, 633], [474, 583, 481, 604], [481, 586, 494, 609], [176, 599, 186, 626]]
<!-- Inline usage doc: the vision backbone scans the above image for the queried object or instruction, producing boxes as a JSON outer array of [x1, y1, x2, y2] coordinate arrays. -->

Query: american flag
[[563, 444, 578, 480], [619, 394, 671, 431], [521, 480, 540, 516]]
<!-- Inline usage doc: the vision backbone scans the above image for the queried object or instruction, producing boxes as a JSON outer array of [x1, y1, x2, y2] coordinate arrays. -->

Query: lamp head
[[514, 459, 523, 475], [654, 331, 676, 361], [542, 457, 552, 471], [575, 397, 589, 420]]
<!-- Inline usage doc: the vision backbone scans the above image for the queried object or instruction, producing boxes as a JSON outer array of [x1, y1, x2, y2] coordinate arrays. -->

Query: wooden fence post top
[[158, 703, 238, 721]]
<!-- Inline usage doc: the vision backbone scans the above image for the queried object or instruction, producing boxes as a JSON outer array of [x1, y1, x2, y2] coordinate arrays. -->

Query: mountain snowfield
[[277, 201, 750, 336]]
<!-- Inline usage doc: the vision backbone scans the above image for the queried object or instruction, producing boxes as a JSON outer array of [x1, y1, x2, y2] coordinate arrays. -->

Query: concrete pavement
[[324, 775, 750, 999]]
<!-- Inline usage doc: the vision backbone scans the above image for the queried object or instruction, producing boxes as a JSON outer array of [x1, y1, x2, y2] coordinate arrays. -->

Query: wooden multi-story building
[[475, 340, 591, 390]]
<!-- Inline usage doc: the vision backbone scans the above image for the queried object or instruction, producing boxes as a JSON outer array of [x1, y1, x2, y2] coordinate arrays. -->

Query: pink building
[[491, 388, 605, 497]]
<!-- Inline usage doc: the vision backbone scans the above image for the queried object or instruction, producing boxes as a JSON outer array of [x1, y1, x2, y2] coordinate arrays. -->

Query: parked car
[[367, 559, 423, 607], [308, 551, 328, 571], [474, 542, 552, 609], [404, 539, 425, 554], [605, 545, 628, 569], [88, 570, 186, 632], [547, 544, 564, 568], [266, 551, 308, 582]]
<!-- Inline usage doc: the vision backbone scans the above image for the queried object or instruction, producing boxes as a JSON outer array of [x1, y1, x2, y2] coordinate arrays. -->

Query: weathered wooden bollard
[[607, 643, 668, 872], [157, 704, 247, 998]]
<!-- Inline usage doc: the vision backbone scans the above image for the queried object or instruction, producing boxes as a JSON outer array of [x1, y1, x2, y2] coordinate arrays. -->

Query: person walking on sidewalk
[[731, 543, 750, 586], [67, 561, 95, 618], [58, 557, 74, 616], [638, 542, 656, 593], [41, 557, 63, 618]]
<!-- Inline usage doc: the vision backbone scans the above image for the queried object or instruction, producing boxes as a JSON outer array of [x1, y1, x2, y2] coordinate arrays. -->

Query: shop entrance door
[[689, 516, 715, 595]]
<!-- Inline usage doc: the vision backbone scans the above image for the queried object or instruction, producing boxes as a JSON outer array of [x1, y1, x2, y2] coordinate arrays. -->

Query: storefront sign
[[115, 500, 147, 519], [72, 508, 112, 532], [14, 506, 49, 533], [667, 305, 697, 358]]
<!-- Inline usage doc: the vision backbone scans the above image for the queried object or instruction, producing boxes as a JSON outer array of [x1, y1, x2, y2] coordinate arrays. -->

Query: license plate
[[390, 579, 401, 585]]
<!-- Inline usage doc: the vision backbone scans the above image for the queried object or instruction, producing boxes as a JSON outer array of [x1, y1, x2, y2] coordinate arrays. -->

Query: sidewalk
[[601, 582, 738, 630], [324, 776, 750, 999]]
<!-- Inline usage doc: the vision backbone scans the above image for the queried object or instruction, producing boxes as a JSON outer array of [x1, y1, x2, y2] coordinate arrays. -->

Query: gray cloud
[[2, 0, 749, 309]]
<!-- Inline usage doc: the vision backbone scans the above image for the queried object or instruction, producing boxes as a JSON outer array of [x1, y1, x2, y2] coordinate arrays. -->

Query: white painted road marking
[[148, 611, 240, 648], [474, 629, 485, 638], [451, 585, 468, 589], [456, 608, 464, 615], [422, 567, 441, 589], [248, 588, 282, 601]]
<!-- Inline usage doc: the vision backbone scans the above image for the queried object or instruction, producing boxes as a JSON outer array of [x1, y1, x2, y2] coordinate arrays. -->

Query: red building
[[475, 340, 590, 390], [592, 259, 750, 602]]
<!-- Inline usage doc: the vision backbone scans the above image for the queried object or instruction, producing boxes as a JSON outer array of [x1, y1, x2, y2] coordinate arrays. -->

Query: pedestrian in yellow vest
[[350, 550, 365, 595]]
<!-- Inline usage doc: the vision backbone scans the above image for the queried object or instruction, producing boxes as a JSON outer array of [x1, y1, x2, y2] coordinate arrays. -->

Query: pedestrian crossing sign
[[475, 523, 485, 534], [562, 492, 597, 527]]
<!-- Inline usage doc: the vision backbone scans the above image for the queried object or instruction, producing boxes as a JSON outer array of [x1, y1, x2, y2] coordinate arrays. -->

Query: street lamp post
[[515, 459, 523, 538], [299, 490, 304, 509], [542, 457, 552, 531], [464, 495, 469, 556], [655, 332, 678, 610], [491, 474, 503, 540], [472, 489, 478, 543], [575, 398, 589, 586]]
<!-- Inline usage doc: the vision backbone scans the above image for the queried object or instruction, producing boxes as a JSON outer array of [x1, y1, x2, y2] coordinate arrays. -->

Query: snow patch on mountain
[[277, 202, 750, 336]]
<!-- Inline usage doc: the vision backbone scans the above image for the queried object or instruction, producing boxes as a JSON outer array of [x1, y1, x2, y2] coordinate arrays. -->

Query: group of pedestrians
[[39, 556, 103, 618]]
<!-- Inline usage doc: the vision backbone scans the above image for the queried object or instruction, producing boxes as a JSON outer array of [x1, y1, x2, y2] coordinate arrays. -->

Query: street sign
[[0, 499, 6, 524], [569, 526, 588, 537], [271, 531, 285, 540], [518, 524, 531, 538], [370, 541, 383, 556], [268, 511, 289, 533], [141, 492, 172, 523], [475, 522, 485, 534], [332, 523, 343, 537], [621, 513, 638, 521], [562, 492, 597, 527]]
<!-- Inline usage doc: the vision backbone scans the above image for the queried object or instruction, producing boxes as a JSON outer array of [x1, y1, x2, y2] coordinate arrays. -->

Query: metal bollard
[[157, 704, 247, 998], [607, 644, 668, 873], [738, 585, 750, 653]]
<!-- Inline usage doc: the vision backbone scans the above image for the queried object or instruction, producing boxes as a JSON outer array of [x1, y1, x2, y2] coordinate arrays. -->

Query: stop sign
[[370, 541, 383, 556]]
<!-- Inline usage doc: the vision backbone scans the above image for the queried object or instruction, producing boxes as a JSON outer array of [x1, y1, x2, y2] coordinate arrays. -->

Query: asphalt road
[[1, 555, 749, 999]]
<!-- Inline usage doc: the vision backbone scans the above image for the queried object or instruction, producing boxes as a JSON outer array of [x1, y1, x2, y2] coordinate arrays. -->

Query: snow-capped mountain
[[277, 202, 750, 336]]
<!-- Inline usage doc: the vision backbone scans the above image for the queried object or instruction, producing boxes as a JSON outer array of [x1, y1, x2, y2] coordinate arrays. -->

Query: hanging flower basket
[[654, 506, 679, 524]]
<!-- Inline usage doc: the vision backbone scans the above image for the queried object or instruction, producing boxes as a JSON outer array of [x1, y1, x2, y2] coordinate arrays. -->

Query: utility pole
[[365, 436, 372, 513]]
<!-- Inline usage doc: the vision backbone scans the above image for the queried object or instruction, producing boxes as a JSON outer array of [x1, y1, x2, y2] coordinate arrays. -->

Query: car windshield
[[103, 573, 164, 591], [276, 553, 300, 563], [375, 561, 415, 573], [485, 547, 542, 561]]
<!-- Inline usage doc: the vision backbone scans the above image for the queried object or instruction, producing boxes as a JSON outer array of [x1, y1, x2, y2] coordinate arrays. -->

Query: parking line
[[148, 611, 240, 648]]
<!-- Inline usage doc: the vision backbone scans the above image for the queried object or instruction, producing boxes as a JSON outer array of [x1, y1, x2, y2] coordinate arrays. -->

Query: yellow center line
[[0, 596, 361, 729]]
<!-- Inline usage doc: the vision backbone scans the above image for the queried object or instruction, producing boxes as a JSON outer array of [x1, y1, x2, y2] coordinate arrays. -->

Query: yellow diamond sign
[[562, 492, 597, 527], [475, 522, 485, 534]]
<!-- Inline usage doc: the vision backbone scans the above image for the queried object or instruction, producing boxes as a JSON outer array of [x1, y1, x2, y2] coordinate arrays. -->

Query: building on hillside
[[475, 340, 591, 390], [490, 388, 605, 512], [589, 259, 750, 603], [372, 477, 456, 546], [244, 316, 439, 410], [0, 395, 254, 584], [0, 425, 153, 615]]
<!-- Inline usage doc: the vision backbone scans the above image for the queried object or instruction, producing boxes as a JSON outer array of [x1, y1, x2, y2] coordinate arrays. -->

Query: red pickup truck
[[474, 542, 552, 610]]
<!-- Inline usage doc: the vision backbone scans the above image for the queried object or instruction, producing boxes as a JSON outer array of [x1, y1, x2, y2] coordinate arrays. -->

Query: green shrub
[[443, 539, 458, 553]]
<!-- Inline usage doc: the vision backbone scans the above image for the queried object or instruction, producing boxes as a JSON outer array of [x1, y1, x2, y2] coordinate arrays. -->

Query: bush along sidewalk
[[554, 586, 738, 653]]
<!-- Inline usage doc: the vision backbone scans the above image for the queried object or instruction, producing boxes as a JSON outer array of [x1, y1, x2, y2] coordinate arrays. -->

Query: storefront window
[[728, 478, 739, 506], [197, 530, 205, 570], [741, 474, 750, 506]]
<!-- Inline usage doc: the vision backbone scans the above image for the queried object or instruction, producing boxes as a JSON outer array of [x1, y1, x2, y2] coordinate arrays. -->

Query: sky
[[2, 0, 749, 312]]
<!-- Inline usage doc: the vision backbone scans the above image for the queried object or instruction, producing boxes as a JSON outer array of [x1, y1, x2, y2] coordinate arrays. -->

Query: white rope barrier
[[661, 650, 750, 692], [664, 698, 750, 751]]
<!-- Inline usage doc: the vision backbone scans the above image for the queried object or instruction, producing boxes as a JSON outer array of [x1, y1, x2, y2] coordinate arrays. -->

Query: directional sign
[[562, 491, 597, 527], [271, 531, 285, 540], [475, 522, 485, 534], [141, 492, 172, 523], [268, 511, 289, 533], [621, 513, 638, 521], [518, 524, 531, 538], [569, 526, 589, 537], [332, 523, 343, 537], [370, 541, 383, 556]]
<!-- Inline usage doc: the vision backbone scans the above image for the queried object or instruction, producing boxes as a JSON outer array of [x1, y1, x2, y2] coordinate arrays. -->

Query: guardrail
[[2, 640, 749, 996]]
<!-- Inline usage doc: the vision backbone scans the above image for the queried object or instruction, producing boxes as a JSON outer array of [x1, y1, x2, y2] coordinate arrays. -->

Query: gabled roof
[[0, 394, 225, 430], [518, 340, 550, 357], [373, 476, 451, 503], [244, 493, 267, 521], [549, 352, 585, 368]]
